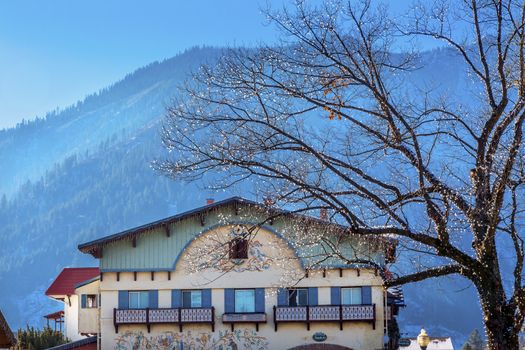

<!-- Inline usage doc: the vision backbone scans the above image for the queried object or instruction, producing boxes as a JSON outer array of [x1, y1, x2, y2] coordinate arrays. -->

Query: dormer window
[[229, 237, 248, 259]]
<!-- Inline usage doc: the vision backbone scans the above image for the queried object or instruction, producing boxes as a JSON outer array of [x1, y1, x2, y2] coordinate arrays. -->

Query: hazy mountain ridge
[[0, 46, 481, 346], [0, 46, 221, 196]]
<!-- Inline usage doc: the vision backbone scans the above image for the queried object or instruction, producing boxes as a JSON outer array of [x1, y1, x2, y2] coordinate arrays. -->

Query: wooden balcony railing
[[222, 312, 267, 331], [273, 304, 375, 331], [114, 307, 215, 333]]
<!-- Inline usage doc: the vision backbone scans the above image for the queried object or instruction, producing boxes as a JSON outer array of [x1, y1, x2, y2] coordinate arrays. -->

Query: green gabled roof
[[78, 197, 350, 255], [78, 196, 395, 270]]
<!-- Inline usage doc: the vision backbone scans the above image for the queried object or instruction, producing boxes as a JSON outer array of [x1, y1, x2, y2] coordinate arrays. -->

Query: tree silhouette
[[159, 1, 525, 348]]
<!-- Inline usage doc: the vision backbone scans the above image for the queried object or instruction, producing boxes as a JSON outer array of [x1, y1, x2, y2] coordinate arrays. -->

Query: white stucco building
[[48, 197, 404, 349]]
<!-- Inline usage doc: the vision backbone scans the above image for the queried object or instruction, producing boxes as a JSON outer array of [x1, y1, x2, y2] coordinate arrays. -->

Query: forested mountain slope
[[0, 46, 481, 345], [0, 46, 219, 196]]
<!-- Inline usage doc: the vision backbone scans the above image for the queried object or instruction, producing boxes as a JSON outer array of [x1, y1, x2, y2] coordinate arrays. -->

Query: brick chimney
[[320, 208, 328, 221], [206, 198, 215, 205]]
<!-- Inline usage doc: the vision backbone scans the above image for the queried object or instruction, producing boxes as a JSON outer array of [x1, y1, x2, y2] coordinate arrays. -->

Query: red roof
[[43, 310, 64, 320], [45, 268, 99, 297]]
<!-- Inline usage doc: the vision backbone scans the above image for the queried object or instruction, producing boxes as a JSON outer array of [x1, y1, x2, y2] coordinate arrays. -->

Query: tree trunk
[[479, 285, 520, 350], [484, 312, 519, 350]]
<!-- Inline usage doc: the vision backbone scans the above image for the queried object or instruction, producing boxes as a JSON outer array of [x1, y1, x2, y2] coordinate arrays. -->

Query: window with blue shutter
[[277, 288, 288, 306], [129, 291, 149, 308], [255, 288, 265, 313], [331, 287, 341, 305], [202, 289, 212, 307], [224, 288, 235, 313], [234, 289, 255, 312], [118, 291, 129, 309], [307, 287, 318, 306], [81, 294, 87, 309], [149, 290, 158, 308], [342, 287, 362, 305], [171, 289, 181, 308], [288, 289, 308, 306], [182, 290, 202, 308], [361, 286, 372, 305]]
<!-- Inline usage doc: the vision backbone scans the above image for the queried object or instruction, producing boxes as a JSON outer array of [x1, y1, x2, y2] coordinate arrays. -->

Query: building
[[398, 337, 454, 350], [46, 336, 98, 350], [0, 309, 15, 349], [50, 197, 403, 349], [45, 267, 100, 341]]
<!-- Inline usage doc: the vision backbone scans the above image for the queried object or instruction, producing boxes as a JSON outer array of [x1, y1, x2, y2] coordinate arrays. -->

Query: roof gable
[[78, 197, 367, 255], [0, 310, 15, 348], [78, 197, 394, 271], [46, 267, 100, 297]]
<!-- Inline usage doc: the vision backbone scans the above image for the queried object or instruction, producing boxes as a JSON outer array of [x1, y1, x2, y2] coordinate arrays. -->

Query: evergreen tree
[[463, 329, 484, 350], [14, 326, 68, 349], [461, 343, 473, 350]]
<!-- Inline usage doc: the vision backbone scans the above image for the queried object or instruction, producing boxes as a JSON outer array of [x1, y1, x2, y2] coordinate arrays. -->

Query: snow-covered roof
[[399, 337, 454, 350]]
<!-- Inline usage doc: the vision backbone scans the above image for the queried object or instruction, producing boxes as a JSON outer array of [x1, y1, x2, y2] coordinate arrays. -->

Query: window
[[235, 289, 255, 312], [129, 291, 149, 309], [229, 238, 248, 259], [342, 287, 362, 305], [288, 289, 308, 306], [86, 295, 97, 308], [182, 290, 202, 308]]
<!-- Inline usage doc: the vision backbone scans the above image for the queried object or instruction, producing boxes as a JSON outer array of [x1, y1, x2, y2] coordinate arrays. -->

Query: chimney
[[320, 208, 328, 221], [206, 198, 215, 205]]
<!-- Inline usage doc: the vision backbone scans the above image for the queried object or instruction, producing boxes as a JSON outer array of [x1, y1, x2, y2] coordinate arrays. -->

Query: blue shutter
[[331, 287, 341, 305], [149, 290, 158, 308], [362, 286, 372, 305], [308, 287, 318, 306], [255, 288, 265, 313], [202, 289, 212, 307], [118, 291, 129, 309], [81, 294, 87, 308], [171, 289, 181, 308], [224, 289, 235, 313], [277, 288, 288, 306]]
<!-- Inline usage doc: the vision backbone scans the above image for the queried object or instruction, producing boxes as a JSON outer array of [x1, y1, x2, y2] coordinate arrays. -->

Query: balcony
[[273, 304, 375, 331], [222, 312, 267, 331], [113, 307, 215, 332]]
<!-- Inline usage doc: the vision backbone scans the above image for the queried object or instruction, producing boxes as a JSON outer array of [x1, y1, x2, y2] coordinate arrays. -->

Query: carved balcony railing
[[222, 312, 267, 331], [273, 304, 375, 331], [114, 307, 215, 333]]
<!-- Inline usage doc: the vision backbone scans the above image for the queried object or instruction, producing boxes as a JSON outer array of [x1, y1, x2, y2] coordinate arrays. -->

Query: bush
[[13, 326, 68, 350]]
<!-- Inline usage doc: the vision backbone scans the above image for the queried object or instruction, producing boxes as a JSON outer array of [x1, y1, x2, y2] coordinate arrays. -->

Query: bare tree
[[157, 1, 525, 348]]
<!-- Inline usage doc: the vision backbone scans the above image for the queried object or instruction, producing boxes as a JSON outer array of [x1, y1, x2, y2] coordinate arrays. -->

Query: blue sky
[[0, 1, 416, 129]]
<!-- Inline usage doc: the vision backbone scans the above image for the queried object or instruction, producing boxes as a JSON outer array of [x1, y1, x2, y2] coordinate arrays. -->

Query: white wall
[[63, 295, 82, 341], [97, 225, 388, 349], [76, 280, 100, 335]]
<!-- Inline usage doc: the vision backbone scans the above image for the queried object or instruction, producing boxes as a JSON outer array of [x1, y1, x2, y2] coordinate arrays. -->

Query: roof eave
[[77, 196, 398, 258]]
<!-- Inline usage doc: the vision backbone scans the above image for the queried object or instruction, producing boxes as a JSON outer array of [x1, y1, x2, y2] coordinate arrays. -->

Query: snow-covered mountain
[[0, 46, 481, 347]]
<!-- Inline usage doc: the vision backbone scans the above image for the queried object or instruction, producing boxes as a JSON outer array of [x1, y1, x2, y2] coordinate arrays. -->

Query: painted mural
[[114, 329, 269, 350], [217, 240, 273, 273], [185, 225, 274, 274]]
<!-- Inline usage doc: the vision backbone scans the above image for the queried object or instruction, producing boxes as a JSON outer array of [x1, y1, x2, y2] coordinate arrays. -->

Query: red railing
[[273, 304, 375, 331], [114, 307, 214, 333]]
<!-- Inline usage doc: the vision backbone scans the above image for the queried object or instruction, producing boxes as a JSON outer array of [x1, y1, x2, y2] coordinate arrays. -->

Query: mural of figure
[[114, 329, 268, 350]]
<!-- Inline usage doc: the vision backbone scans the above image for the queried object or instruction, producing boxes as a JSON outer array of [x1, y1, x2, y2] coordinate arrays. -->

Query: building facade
[[55, 197, 402, 349], [45, 267, 100, 342]]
